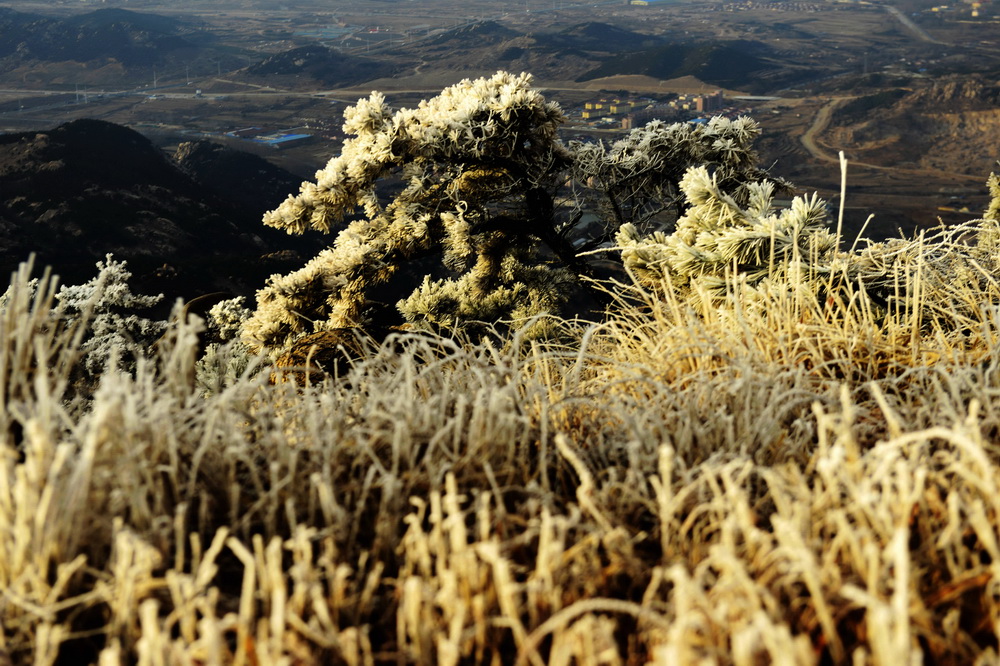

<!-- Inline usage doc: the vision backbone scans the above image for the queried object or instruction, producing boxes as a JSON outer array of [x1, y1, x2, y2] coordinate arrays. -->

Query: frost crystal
[[618, 166, 837, 305]]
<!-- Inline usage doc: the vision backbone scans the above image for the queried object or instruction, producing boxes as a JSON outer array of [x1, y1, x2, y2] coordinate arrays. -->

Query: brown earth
[[824, 76, 1000, 179]]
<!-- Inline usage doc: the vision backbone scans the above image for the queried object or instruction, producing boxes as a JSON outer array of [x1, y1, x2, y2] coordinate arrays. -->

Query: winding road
[[799, 97, 846, 163]]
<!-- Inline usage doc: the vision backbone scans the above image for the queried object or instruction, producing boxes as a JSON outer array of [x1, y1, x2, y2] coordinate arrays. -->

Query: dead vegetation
[[5, 207, 1000, 664]]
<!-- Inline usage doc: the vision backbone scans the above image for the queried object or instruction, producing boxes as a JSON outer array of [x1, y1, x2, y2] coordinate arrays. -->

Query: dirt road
[[800, 97, 847, 163]]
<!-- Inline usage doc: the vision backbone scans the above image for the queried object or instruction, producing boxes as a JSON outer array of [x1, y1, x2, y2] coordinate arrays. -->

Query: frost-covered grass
[[4, 228, 1000, 665]]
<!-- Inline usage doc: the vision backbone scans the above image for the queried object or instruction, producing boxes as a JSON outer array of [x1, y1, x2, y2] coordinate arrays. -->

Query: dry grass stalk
[[3, 228, 1000, 664]]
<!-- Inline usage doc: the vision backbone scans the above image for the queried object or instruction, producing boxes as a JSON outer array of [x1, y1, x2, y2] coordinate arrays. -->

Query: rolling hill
[[0, 7, 197, 69], [243, 44, 397, 88]]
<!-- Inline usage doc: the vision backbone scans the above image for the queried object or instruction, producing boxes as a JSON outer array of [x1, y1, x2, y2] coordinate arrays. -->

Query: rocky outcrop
[[916, 109, 1000, 174], [906, 76, 1000, 111], [271, 329, 374, 385]]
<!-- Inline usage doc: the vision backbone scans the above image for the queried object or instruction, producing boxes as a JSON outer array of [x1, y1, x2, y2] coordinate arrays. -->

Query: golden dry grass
[[4, 234, 1000, 665]]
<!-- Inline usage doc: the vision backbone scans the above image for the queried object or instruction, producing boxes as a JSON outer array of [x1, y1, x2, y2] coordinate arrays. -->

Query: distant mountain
[[61, 7, 183, 35], [425, 21, 521, 47], [398, 21, 660, 83], [546, 22, 660, 52], [243, 44, 396, 88], [240, 20, 664, 90], [0, 119, 324, 301], [0, 7, 200, 69], [578, 41, 776, 91]]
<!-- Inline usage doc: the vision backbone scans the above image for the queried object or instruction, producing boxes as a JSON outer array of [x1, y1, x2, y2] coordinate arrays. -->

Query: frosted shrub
[[850, 214, 1000, 328], [55, 254, 165, 376], [617, 165, 839, 306], [838, 179, 1000, 333], [206, 296, 251, 342], [195, 296, 258, 395], [242, 72, 780, 357], [618, 164, 1000, 343], [571, 115, 783, 245]]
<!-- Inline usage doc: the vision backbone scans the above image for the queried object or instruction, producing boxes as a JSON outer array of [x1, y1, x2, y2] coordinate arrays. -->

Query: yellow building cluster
[[579, 92, 728, 127], [931, 1, 988, 15], [581, 99, 642, 119]]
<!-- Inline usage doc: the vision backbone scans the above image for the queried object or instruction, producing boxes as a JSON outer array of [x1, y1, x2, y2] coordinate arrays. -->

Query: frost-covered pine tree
[[243, 71, 781, 357], [243, 72, 575, 354]]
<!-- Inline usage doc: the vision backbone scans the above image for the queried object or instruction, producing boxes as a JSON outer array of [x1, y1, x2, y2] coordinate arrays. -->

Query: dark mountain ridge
[[546, 22, 660, 52], [392, 20, 660, 83], [426, 20, 521, 47], [0, 119, 324, 302], [60, 7, 182, 34], [173, 139, 306, 223], [578, 40, 776, 91]]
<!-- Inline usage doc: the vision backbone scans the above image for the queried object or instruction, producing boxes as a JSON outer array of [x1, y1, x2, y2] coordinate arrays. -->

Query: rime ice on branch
[[618, 164, 1000, 335], [570, 115, 781, 246]]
